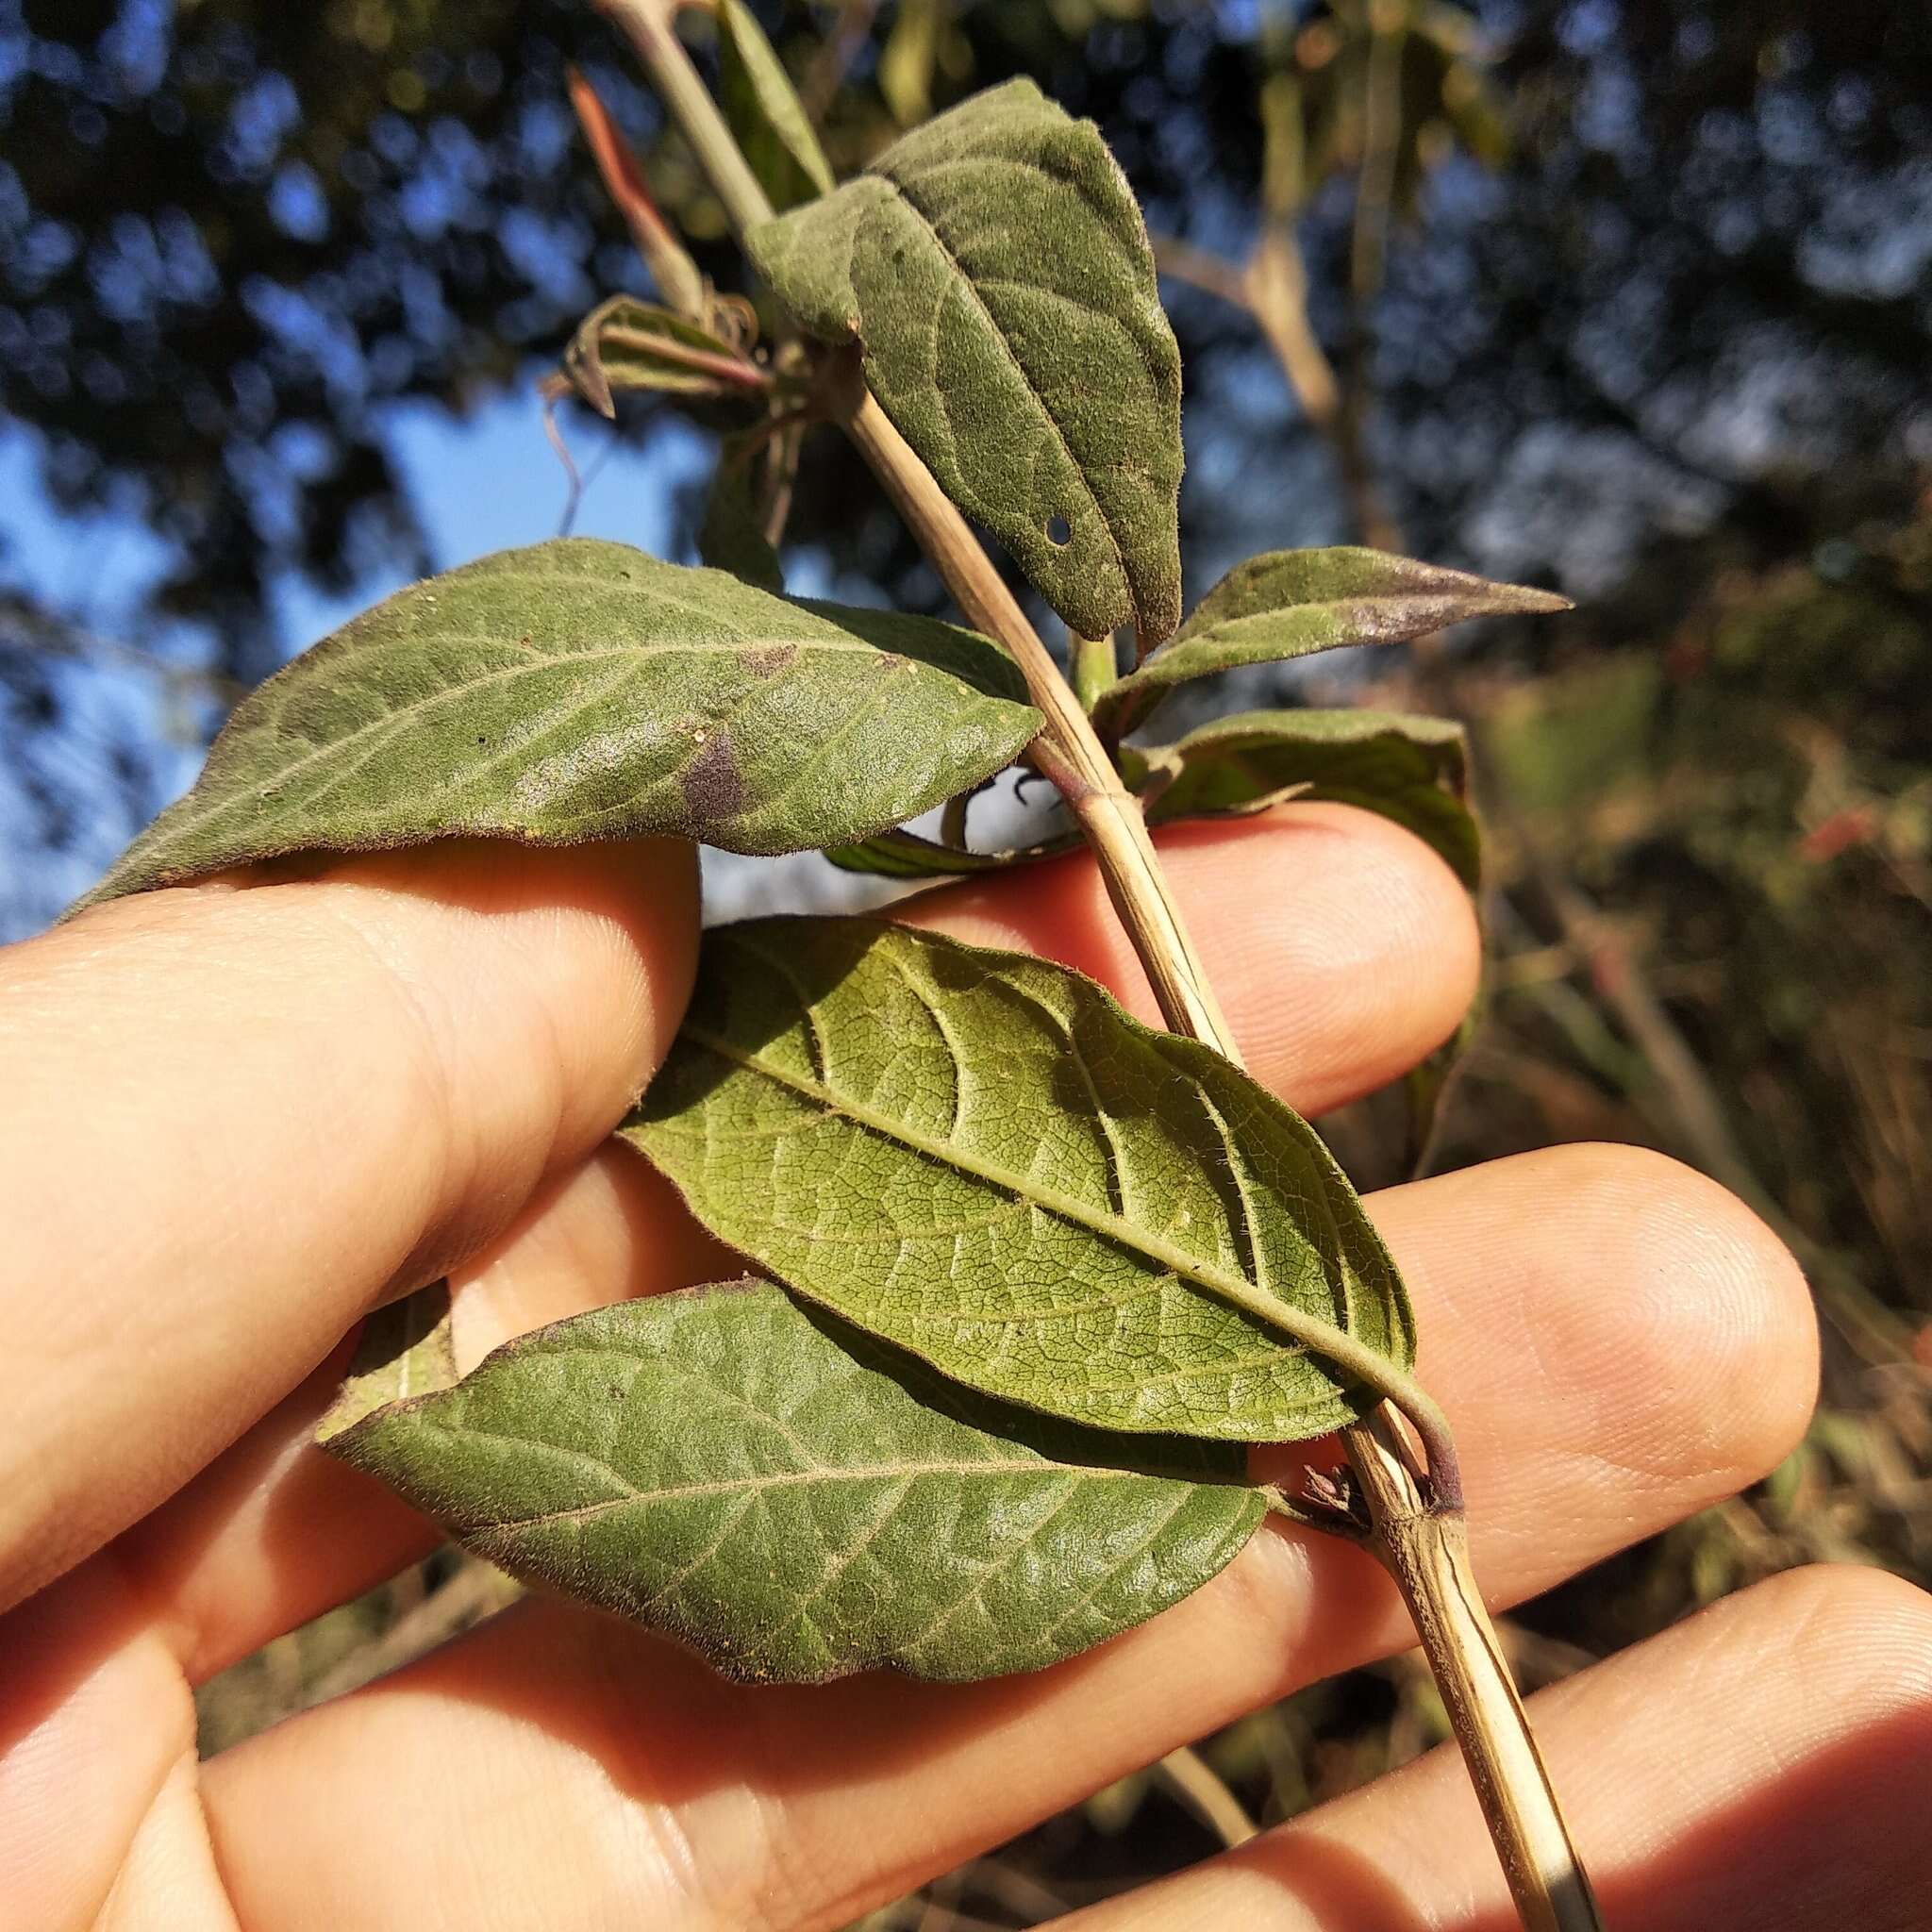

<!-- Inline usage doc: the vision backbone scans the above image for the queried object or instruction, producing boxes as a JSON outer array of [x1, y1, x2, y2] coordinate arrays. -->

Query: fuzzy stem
[[608, 16, 1602, 1924]]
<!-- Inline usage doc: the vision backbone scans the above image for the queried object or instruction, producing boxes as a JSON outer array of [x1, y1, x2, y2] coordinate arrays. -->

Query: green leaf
[[331, 1280, 1264, 1684], [697, 461, 786, 591], [821, 824, 1081, 880], [715, 0, 834, 211], [627, 918, 1414, 1441], [1131, 708, 1480, 891], [1127, 708, 1486, 1168], [748, 78, 1185, 645], [561, 295, 764, 418], [1091, 548, 1570, 741], [317, 1284, 457, 1444], [78, 541, 1041, 907]]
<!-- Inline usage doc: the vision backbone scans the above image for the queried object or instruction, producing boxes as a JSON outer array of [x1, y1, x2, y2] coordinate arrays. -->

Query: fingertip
[[1174, 801, 1481, 1109]]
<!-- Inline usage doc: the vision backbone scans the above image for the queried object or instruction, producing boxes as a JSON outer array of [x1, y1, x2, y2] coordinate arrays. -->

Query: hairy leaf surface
[[1132, 708, 1479, 890], [333, 1281, 1264, 1683], [748, 79, 1184, 644], [628, 919, 1414, 1441], [80, 541, 1041, 905], [716, 0, 835, 210], [1091, 548, 1569, 740]]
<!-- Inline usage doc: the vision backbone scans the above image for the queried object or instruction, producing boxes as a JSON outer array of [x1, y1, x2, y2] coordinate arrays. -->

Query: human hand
[[3, 808, 1924, 1929]]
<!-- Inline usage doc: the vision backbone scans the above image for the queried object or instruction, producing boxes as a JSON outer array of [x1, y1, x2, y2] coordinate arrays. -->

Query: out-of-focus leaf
[[317, 1284, 457, 1443], [1091, 548, 1569, 741], [560, 295, 764, 417], [1129, 707, 1479, 890], [627, 918, 1414, 1441], [748, 79, 1184, 645], [697, 461, 786, 591], [716, 0, 835, 210], [78, 541, 1041, 905], [331, 1280, 1265, 1684]]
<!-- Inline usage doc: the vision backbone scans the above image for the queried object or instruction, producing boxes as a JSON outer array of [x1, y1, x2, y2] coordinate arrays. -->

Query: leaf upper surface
[[626, 918, 1414, 1441], [748, 78, 1184, 644], [78, 541, 1041, 906], [1135, 708, 1479, 890], [1091, 547, 1569, 740], [332, 1281, 1264, 1684]]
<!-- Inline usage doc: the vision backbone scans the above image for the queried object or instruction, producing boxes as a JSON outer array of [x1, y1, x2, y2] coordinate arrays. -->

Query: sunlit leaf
[[79, 541, 1041, 905], [749, 78, 1185, 644], [331, 1280, 1265, 1684], [1091, 548, 1569, 740], [716, 0, 835, 211], [627, 918, 1414, 1441]]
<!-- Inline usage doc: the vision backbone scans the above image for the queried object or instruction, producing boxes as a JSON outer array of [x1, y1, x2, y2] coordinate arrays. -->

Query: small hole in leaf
[[1046, 513, 1072, 547]]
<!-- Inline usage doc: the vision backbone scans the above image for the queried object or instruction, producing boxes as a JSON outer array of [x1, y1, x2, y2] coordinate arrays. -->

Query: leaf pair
[[335, 916, 1421, 1683]]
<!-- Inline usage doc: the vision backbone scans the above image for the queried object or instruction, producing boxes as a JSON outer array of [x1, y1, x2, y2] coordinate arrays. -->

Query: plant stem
[[1071, 632, 1117, 712], [608, 14, 1602, 1924]]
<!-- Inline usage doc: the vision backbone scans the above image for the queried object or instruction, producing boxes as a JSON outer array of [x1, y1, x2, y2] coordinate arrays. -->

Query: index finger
[[0, 838, 698, 1609]]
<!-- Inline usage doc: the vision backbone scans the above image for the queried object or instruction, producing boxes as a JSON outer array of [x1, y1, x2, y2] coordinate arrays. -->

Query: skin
[[0, 804, 1925, 1932]]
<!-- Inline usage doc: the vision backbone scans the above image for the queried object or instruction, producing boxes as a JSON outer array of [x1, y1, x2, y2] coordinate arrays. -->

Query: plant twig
[[801, 0, 882, 125], [608, 17, 1602, 1924], [566, 62, 709, 323], [1157, 1743, 1258, 1850]]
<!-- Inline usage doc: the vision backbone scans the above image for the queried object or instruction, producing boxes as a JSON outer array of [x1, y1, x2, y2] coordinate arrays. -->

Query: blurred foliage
[[11, 0, 1928, 1919]]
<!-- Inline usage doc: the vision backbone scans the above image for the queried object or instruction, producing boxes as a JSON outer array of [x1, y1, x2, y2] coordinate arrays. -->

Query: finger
[[120, 800, 1480, 1675], [1052, 1565, 1932, 1930], [0, 838, 699, 1608], [190, 1144, 1816, 1931]]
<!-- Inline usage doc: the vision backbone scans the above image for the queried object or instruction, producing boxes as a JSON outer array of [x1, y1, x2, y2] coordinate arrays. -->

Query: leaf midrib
[[679, 1013, 1384, 1381], [866, 172, 1129, 590], [456, 1441, 1178, 1533], [130, 630, 974, 853]]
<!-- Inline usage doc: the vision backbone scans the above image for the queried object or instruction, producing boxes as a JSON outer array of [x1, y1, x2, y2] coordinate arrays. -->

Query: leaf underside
[[749, 77, 1184, 645], [317, 1283, 458, 1443], [822, 824, 1081, 880], [626, 918, 1413, 1441], [78, 540, 1041, 907], [1091, 547, 1570, 741], [332, 1281, 1265, 1684], [1138, 708, 1479, 891]]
